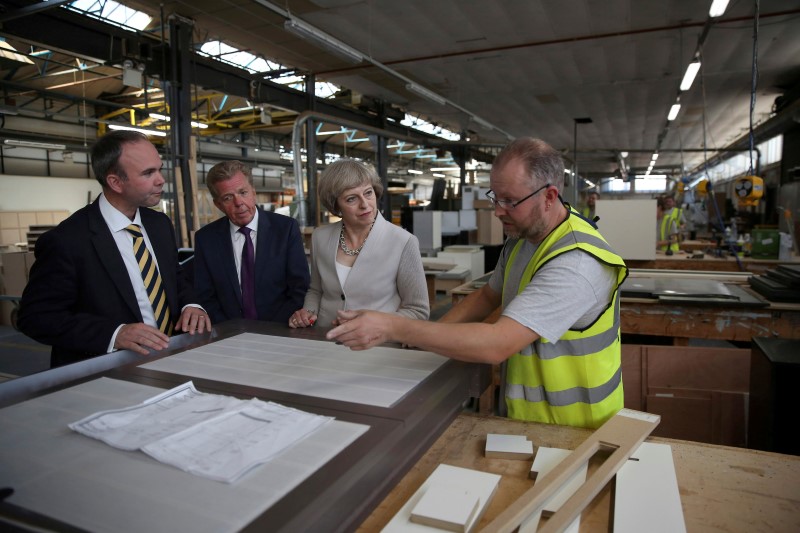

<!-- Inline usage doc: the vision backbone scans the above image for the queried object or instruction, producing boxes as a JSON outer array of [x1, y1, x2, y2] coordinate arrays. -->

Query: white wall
[[0, 175, 102, 213]]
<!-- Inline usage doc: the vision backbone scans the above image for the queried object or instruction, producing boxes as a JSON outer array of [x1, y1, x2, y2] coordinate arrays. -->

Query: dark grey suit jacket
[[193, 209, 309, 324]]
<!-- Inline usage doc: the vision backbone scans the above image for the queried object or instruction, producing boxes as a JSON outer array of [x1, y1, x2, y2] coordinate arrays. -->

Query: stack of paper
[[69, 381, 332, 483]]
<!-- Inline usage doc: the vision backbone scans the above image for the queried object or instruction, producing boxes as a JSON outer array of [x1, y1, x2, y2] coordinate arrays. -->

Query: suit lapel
[[254, 209, 272, 288], [88, 200, 142, 320], [218, 219, 243, 304]]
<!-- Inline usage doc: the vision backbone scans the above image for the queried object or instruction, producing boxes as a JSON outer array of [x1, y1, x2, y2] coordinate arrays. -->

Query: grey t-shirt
[[488, 239, 618, 342]]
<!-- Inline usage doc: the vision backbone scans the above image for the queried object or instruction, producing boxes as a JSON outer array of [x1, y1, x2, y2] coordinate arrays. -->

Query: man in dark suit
[[193, 161, 309, 324], [18, 131, 210, 368]]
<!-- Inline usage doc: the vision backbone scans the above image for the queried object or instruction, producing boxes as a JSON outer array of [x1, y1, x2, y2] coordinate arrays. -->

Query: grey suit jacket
[[304, 213, 429, 327]]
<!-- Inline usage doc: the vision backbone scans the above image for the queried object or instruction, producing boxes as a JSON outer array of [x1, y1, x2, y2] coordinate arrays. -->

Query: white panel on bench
[[614, 442, 686, 533], [142, 333, 448, 408]]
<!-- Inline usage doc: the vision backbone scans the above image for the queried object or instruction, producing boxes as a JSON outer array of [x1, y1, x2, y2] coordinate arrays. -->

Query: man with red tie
[[193, 161, 309, 325]]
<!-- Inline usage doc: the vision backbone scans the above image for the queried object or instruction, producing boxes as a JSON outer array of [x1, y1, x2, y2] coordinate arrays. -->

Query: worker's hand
[[289, 308, 317, 328], [327, 310, 391, 350], [115, 323, 170, 355], [176, 307, 211, 335]]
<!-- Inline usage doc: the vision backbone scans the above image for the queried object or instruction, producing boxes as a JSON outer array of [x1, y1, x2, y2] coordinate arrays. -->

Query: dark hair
[[206, 160, 254, 198], [317, 159, 383, 214], [492, 137, 565, 193], [91, 130, 149, 188]]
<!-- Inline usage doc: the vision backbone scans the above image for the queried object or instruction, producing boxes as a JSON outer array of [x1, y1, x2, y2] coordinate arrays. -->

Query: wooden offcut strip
[[479, 409, 660, 533]]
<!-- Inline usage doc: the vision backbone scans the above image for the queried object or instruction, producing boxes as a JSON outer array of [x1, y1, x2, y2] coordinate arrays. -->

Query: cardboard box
[[413, 211, 442, 252], [751, 229, 779, 259], [477, 210, 504, 245], [473, 199, 493, 209], [438, 247, 484, 281], [1, 251, 35, 296]]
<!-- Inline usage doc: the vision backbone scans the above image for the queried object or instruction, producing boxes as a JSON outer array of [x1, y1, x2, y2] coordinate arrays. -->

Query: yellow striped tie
[[125, 224, 173, 335]]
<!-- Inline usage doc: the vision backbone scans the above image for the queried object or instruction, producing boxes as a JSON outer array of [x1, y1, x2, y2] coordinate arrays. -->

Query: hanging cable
[[747, 0, 760, 176]]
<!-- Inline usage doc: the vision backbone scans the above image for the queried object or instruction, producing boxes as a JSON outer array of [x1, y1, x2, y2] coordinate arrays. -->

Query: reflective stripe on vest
[[506, 366, 622, 406], [502, 207, 627, 428]]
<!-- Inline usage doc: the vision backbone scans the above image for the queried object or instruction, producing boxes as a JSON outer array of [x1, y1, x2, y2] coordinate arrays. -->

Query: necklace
[[339, 218, 376, 256]]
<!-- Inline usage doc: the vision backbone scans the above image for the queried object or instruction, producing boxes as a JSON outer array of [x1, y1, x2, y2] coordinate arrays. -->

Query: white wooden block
[[485, 433, 534, 459], [410, 485, 479, 532], [382, 464, 501, 533], [613, 442, 686, 533]]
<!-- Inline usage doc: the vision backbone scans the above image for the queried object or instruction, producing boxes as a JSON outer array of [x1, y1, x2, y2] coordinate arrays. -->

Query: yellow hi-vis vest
[[659, 215, 679, 252], [503, 208, 628, 429]]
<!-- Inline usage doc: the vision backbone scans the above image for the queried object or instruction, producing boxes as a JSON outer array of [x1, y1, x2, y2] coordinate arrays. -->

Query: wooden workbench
[[0, 321, 490, 533], [450, 271, 800, 344], [626, 251, 799, 274], [620, 293, 800, 343], [359, 412, 800, 533]]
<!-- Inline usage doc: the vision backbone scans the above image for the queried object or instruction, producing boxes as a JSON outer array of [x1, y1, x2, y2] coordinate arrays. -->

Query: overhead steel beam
[[0, 4, 427, 140]]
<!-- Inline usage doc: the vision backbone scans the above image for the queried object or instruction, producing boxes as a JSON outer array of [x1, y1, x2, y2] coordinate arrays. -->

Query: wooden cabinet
[[0, 210, 68, 246], [748, 337, 800, 455], [622, 344, 750, 447]]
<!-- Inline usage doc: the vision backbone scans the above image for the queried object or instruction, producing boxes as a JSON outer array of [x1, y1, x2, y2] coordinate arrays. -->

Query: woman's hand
[[289, 309, 317, 328]]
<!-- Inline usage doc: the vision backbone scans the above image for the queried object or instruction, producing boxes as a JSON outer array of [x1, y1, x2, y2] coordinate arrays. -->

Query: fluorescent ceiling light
[[667, 103, 681, 121], [651, 153, 659, 161], [680, 61, 701, 91], [430, 167, 460, 172], [432, 173, 445, 178], [230, 106, 255, 113], [620, 151, 629, 158], [407, 169, 423, 174], [108, 124, 167, 137], [317, 128, 349, 136], [284, 18, 364, 63], [3, 139, 66, 150], [406, 82, 447, 106], [709, 0, 730, 17], [149, 112, 208, 129]]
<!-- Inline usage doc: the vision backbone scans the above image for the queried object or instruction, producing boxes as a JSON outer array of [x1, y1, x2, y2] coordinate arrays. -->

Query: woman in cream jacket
[[289, 159, 429, 328]]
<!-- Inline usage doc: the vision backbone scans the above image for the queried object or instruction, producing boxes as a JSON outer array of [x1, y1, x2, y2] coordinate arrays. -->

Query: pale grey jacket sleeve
[[395, 234, 430, 320]]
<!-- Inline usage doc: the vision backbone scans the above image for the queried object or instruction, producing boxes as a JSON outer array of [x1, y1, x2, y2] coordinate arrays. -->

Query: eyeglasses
[[485, 183, 550, 210]]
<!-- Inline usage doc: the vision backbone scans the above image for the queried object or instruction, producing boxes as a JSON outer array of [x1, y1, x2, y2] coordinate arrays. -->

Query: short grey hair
[[317, 159, 384, 214], [206, 160, 254, 198], [492, 137, 565, 193]]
